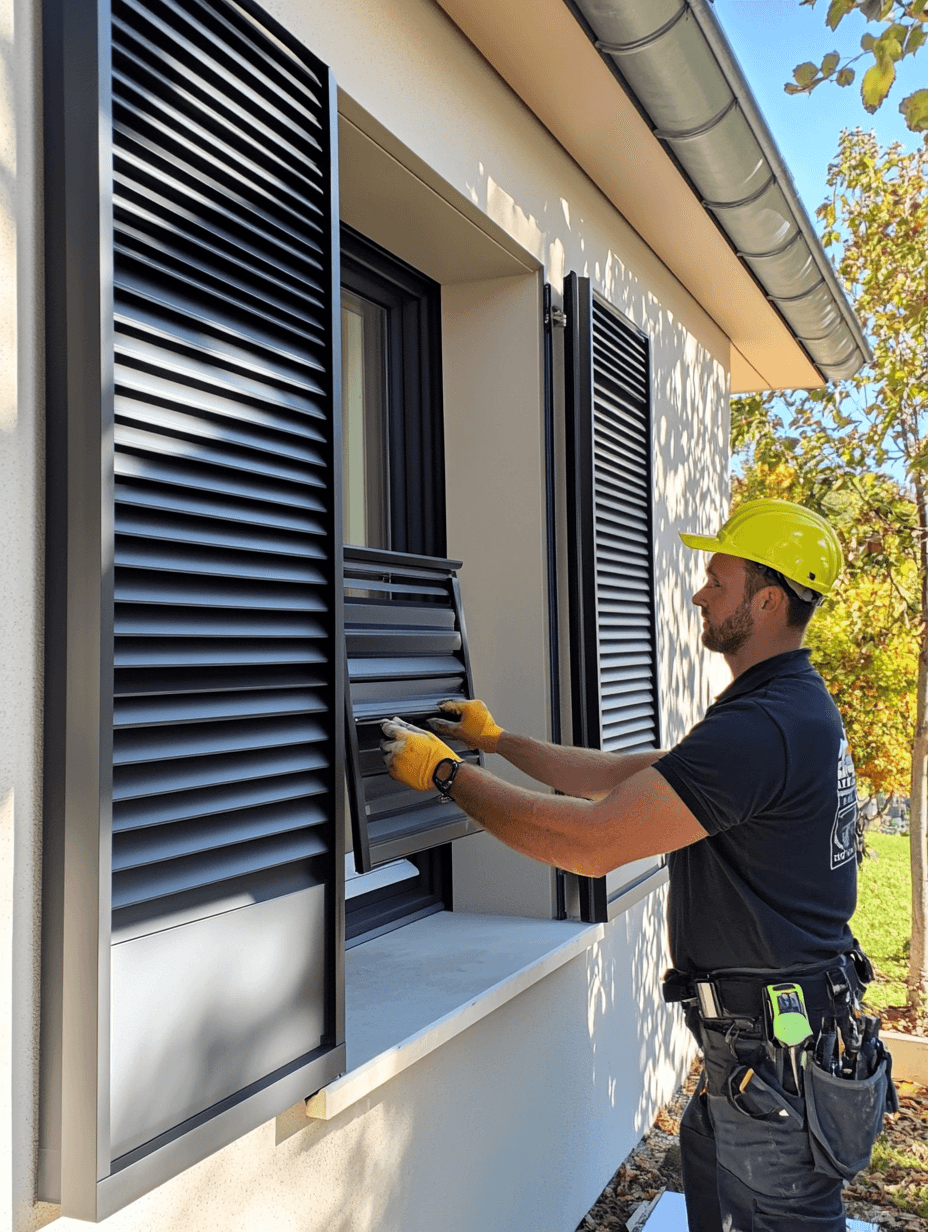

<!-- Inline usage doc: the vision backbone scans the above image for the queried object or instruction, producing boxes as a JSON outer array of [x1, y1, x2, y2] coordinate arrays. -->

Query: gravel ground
[[576, 1057, 928, 1232]]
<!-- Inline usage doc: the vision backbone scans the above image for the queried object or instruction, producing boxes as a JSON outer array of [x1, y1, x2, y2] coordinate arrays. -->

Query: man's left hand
[[380, 717, 461, 793]]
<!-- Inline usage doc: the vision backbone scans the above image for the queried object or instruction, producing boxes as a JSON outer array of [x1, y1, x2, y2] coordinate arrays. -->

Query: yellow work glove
[[429, 698, 503, 753], [380, 717, 460, 793]]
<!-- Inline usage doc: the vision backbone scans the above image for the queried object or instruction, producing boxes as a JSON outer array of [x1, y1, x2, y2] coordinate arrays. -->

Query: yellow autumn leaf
[[861, 59, 896, 112]]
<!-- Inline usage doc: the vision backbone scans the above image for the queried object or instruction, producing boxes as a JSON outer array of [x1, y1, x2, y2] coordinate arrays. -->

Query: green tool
[[765, 982, 813, 1091]]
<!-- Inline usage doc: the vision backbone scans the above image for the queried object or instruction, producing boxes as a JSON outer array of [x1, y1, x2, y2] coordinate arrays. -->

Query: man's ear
[[758, 584, 786, 615]]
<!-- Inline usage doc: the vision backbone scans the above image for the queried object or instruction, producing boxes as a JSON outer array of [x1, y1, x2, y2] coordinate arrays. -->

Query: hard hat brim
[[679, 532, 723, 553]]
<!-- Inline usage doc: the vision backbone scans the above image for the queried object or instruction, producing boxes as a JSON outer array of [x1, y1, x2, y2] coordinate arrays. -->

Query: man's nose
[[692, 587, 706, 608]]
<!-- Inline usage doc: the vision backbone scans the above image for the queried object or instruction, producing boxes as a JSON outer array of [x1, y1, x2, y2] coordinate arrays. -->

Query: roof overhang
[[433, 0, 871, 393]]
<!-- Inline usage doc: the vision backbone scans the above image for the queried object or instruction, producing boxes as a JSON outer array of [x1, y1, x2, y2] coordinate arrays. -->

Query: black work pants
[[679, 1022, 846, 1232]]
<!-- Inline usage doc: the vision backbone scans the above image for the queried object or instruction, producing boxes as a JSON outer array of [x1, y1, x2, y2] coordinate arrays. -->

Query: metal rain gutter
[[565, 0, 872, 383]]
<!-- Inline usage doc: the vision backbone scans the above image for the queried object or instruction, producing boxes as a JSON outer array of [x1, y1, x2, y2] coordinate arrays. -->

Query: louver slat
[[565, 275, 661, 925], [344, 546, 482, 872]]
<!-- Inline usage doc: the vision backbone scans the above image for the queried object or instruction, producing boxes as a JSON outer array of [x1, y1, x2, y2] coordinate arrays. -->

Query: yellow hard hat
[[679, 499, 843, 597]]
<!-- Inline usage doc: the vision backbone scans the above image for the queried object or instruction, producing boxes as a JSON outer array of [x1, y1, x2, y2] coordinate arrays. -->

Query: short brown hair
[[743, 560, 818, 631]]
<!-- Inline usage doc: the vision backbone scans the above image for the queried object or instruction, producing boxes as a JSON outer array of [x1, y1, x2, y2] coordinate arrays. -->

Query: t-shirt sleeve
[[653, 699, 788, 836]]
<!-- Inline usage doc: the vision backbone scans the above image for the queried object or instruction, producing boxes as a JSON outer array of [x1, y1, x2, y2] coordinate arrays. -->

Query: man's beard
[[701, 598, 754, 655]]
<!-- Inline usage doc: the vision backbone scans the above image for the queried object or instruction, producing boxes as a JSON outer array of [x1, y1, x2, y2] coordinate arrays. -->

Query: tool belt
[[664, 947, 899, 1183], [661, 948, 871, 1024]]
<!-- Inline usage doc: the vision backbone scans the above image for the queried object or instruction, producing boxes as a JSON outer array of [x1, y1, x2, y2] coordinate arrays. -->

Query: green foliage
[[853, 832, 911, 1007], [785, 1, 928, 131]]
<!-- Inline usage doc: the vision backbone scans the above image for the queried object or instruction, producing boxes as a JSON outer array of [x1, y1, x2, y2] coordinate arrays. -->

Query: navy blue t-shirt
[[653, 649, 858, 975]]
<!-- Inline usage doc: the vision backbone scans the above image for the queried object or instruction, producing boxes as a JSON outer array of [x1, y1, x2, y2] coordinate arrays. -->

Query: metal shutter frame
[[40, 0, 345, 1216], [564, 274, 664, 925]]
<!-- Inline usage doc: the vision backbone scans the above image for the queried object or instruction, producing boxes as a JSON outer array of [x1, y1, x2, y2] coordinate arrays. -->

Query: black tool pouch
[[803, 1050, 899, 1181]]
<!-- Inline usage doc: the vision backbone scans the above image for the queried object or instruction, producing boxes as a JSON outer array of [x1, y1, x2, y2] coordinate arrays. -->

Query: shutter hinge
[[546, 306, 567, 329]]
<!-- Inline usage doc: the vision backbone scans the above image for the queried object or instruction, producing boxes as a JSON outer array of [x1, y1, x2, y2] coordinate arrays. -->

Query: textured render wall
[[2, 1, 48, 1230], [441, 272, 559, 918], [11, 0, 730, 1228]]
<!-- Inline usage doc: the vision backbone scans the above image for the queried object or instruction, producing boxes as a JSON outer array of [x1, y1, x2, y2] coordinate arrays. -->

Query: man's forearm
[[447, 761, 607, 874], [445, 761, 706, 877], [495, 732, 666, 799]]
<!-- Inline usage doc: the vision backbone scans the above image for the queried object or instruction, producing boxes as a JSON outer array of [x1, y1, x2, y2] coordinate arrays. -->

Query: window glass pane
[[341, 289, 388, 547], [344, 855, 419, 901]]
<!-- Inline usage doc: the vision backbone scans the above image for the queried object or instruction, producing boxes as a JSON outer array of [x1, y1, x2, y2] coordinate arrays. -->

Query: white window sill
[[305, 911, 603, 1121]]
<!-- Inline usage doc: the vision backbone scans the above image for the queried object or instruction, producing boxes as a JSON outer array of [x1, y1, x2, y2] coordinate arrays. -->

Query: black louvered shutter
[[41, 0, 344, 1217], [564, 274, 662, 923], [344, 547, 482, 871]]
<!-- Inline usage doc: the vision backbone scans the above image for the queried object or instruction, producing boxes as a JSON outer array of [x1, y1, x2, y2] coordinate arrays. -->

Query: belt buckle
[[695, 979, 723, 1019]]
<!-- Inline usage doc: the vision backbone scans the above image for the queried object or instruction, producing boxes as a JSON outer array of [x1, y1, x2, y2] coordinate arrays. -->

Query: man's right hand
[[429, 698, 504, 753]]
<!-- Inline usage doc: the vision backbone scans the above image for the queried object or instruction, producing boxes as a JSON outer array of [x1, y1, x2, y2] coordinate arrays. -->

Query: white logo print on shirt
[[831, 735, 858, 870]]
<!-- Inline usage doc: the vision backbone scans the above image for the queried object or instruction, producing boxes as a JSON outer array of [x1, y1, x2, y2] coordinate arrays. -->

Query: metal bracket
[[546, 306, 567, 329]]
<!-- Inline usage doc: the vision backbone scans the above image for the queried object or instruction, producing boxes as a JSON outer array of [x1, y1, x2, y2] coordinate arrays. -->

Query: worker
[[381, 498, 895, 1232]]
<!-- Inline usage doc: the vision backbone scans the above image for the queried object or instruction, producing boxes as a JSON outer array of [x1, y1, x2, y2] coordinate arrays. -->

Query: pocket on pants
[[708, 1066, 816, 1203], [804, 1052, 897, 1181]]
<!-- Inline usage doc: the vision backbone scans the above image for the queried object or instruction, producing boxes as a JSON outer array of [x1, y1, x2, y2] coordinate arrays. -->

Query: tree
[[785, 1, 928, 133], [731, 450, 918, 801], [731, 129, 928, 1008]]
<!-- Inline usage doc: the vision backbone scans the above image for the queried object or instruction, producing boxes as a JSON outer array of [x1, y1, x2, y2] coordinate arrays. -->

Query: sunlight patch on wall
[[547, 237, 565, 291], [486, 177, 543, 264]]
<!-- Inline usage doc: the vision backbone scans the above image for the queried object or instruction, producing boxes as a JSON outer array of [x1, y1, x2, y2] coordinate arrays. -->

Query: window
[[563, 273, 665, 923], [339, 226, 446, 557], [338, 231, 480, 943]]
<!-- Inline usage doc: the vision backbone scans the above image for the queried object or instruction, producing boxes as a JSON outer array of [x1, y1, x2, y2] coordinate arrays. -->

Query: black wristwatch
[[432, 757, 461, 801]]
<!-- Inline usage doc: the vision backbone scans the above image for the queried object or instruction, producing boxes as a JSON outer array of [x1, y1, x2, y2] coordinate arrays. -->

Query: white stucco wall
[[2, 1, 47, 1230], [2, 0, 732, 1228]]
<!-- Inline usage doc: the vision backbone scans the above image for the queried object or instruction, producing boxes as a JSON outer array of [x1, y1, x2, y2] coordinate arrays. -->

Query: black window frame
[[340, 224, 446, 558], [339, 230, 465, 938]]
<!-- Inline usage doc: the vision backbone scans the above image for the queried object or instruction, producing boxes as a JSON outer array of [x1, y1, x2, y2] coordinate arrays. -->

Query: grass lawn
[[852, 831, 912, 1010]]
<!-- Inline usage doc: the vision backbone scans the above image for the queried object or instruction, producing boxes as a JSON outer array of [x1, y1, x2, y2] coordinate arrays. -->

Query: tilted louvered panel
[[565, 275, 662, 925], [344, 547, 482, 872]]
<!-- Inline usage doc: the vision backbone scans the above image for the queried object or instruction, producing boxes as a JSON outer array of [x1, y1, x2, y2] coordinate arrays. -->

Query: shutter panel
[[344, 547, 482, 871], [41, 0, 344, 1217], [564, 274, 664, 924]]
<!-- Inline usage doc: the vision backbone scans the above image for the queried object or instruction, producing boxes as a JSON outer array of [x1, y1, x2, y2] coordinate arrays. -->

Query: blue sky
[[713, 0, 924, 220]]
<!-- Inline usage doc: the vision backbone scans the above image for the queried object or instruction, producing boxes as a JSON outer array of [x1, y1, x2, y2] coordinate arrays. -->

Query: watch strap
[[432, 757, 461, 800]]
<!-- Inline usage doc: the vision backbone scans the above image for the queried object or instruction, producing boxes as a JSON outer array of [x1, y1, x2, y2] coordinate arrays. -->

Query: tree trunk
[[908, 475, 928, 1010]]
